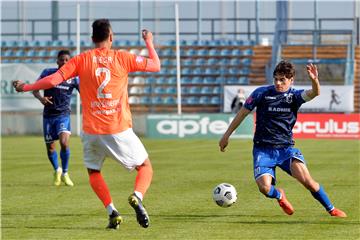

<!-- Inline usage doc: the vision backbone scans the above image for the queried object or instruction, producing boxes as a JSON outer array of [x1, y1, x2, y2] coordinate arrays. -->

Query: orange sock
[[89, 171, 112, 207], [134, 159, 153, 198]]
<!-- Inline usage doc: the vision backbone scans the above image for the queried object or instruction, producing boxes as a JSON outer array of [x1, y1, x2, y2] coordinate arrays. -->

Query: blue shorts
[[43, 115, 71, 143], [253, 145, 306, 183]]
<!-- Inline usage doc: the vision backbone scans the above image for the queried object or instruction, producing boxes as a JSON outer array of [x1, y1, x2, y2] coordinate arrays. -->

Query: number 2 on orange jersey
[[96, 67, 112, 99]]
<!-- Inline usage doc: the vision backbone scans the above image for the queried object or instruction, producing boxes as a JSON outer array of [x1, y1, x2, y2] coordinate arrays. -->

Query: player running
[[33, 50, 79, 186], [13, 19, 160, 229], [219, 60, 346, 218]]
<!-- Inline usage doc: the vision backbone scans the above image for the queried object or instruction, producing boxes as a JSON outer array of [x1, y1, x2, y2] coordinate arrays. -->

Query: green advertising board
[[146, 114, 254, 139]]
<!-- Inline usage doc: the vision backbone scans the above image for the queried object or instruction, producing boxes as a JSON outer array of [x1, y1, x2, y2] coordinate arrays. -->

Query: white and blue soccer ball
[[212, 183, 237, 208]]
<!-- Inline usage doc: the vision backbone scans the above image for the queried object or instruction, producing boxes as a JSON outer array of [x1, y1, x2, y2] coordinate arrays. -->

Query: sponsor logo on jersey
[[268, 107, 291, 112], [265, 96, 276, 100], [284, 93, 293, 103], [136, 56, 144, 63]]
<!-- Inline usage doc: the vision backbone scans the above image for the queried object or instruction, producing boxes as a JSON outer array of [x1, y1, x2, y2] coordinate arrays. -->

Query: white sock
[[134, 191, 143, 201], [106, 203, 117, 215], [56, 167, 62, 173]]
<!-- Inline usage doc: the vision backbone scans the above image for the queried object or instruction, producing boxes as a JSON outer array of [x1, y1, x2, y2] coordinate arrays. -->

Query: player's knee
[[258, 184, 271, 195]]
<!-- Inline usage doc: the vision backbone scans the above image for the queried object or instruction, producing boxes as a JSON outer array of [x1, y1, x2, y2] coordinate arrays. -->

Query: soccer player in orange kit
[[13, 19, 160, 230]]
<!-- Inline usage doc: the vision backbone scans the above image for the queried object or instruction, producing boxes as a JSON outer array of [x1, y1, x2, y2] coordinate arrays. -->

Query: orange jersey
[[59, 48, 147, 134]]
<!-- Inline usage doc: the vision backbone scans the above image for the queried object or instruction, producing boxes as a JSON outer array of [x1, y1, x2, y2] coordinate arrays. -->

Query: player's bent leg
[[256, 175, 294, 215], [291, 159, 346, 217]]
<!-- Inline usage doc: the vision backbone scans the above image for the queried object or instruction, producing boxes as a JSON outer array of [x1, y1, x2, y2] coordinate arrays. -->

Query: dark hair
[[92, 19, 111, 43], [57, 49, 71, 58], [273, 60, 295, 79]]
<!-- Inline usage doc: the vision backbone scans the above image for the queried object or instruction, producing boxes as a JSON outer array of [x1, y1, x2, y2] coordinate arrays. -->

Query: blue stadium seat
[[167, 77, 177, 85], [164, 96, 176, 105], [195, 58, 206, 65], [169, 68, 177, 75], [181, 68, 191, 75], [113, 40, 130, 46], [17, 40, 29, 47], [152, 96, 163, 104], [209, 40, 221, 46], [219, 58, 230, 65], [220, 49, 231, 56], [242, 49, 253, 56], [3, 49, 13, 57], [129, 40, 141, 46], [239, 76, 248, 84], [199, 96, 211, 105], [161, 58, 172, 66], [145, 77, 155, 84], [154, 86, 166, 94], [181, 86, 189, 94], [231, 49, 242, 56], [49, 49, 58, 57], [155, 77, 166, 85], [185, 49, 196, 56], [140, 96, 151, 104], [162, 48, 174, 57], [207, 58, 217, 65], [36, 49, 48, 57], [28, 40, 40, 47], [241, 58, 251, 66], [6, 40, 18, 48], [189, 86, 201, 94], [186, 96, 199, 105], [14, 50, 25, 57], [1, 40, 6, 47], [191, 76, 203, 84], [210, 96, 220, 105], [198, 49, 209, 56], [23, 58, 33, 63], [229, 68, 239, 74], [201, 86, 213, 94], [26, 50, 36, 57], [230, 58, 241, 65], [129, 86, 142, 94], [165, 86, 177, 94], [203, 77, 216, 84], [2, 59, 10, 63], [205, 68, 219, 75], [193, 67, 203, 75], [209, 49, 220, 56], [159, 68, 169, 74], [164, 40, 176, 46], [215, 76, 226, 84], [182, 58, 194, 66], [143, 86, 152, 94], [181, 77, 192, 84], [239, 68, 250, 75]]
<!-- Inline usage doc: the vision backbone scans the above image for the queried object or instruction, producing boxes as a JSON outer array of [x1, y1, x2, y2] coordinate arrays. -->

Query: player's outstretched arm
[[304, 63, 320, 100], [12, 71, 64, 92], [219, 107, 251, 152], [142, 29, 161, 72]]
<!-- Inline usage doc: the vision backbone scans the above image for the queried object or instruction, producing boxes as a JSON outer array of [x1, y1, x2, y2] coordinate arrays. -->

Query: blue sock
[[266, 185, 281, 199], [60, 148, 70, 174], [47, 150, 59, 171], [311, 186, 334, 211]]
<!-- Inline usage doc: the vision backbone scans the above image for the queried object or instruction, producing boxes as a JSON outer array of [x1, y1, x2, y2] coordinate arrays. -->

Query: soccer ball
[[212, 183, 237, 207]]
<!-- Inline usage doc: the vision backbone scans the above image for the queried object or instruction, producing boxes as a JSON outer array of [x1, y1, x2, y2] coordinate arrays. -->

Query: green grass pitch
[[2, 136, 359, 239]]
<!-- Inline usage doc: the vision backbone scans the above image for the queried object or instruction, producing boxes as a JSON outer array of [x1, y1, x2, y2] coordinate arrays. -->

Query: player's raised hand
[[306, 63, 319, 81], [12, 80, 25, 92], [142, 29, 153, 42]]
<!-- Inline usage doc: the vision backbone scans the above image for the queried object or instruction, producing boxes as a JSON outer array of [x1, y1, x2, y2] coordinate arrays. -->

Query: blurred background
[[1, 0, 359, 139]]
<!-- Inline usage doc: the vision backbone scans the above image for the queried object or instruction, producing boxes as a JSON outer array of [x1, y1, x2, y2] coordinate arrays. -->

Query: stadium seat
[[229, 68, 239, 74], [25, 50, 36, 57], [36, 49, 48, 57], [201, 86, 213, 94], [213, 86, 221, 94], [230, 58, 241, 65], [169, 68, 177, 75], [210, 96, 220, 105], [186, 96, 199, 105], [162, 58, 172, 66], [165, 86, 177, 94], [133, 76, 145, 84], [182, 58, 194, 66], [145, 77, 155, 84], [219, 58, 230, 65], [28, 40, 41, 47], [231, 49, 242, 56], [215, 76, 225, 84], [154, 86, 166, 94], [155, 77, 166, 85], [198, 49, 209, 56], [205, 68, 219, 75], [17, 40, 29, 47], [129, 86, 142, 94], [152, 96, 163, 104], [185, 49, 197, 56], [181, 68, 191, 75], [241, 58, 251, 66], [129, 40, 141, 47], [195, 58, 206, 65], [181, 77, 192, 84], [203, 77, 216, 84], [140, 96, 151, 104], [242, 48, 253, 56], [220, 49, 232, 56], [164, 40, 176, 46], [207, 58, 217, 65], [49, 49, 58, 57], [3, 49, 13, 57], [209, 40, 222, 46], [199, 96, 211, 105], [129, 96, 140, 104], [143, 86, 152, 94], [191, 76, 203, 84], [167, 77, 177, 85], [162, 48, 174, 56], [14, 50, 25, 57], [163, 96, 176, 105], [209, 49, 220, 56], [189, 86, 201, 94], [193, 67, 203, 75]]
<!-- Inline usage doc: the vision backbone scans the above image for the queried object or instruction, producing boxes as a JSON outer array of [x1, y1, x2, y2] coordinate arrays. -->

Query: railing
[[1, 17, 358, 45]]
